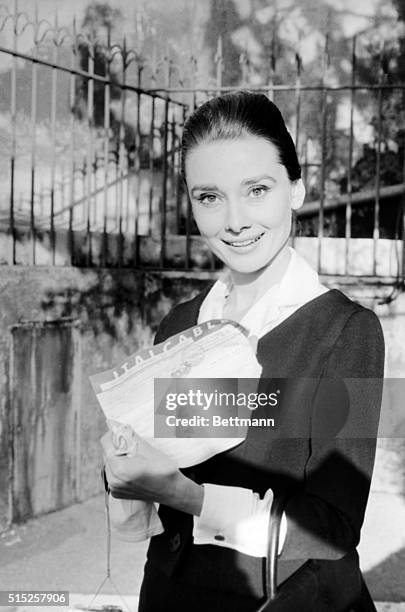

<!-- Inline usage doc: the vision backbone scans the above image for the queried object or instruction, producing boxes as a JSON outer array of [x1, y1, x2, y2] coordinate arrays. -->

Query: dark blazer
[[143, 287, 385, 609]]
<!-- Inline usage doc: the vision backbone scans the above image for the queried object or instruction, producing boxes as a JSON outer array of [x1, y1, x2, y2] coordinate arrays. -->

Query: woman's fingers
[[100, 430, 116, 460], [100, 427, 180, 506], [105, 457, 149, 500], [100, 432, 127, 485], [100, 428, 142, 459], [100, 430, 160, 501], [100, 430, 140, 475], [105, 453, 135, 482]]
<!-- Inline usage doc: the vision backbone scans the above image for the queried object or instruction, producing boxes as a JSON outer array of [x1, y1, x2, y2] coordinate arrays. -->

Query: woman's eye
[[197, 194, 220, 206], [249, 186, 269, 198]]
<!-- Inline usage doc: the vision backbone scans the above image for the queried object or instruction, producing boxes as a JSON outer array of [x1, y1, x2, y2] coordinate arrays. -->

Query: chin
[[216, 254, 274, 275], [227, 261, 272, 275], [210, 246, 276, 273]]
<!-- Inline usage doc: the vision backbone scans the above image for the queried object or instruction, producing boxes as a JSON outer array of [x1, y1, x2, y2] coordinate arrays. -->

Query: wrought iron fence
[[0, 1, 191, 268], [0, 1, 404, 281]]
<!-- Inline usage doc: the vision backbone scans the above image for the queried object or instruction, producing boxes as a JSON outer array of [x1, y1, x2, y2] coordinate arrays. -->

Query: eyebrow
[[190, 184, 221, 196], [190, 174, 277, 196], [242, 174, 277, 186]]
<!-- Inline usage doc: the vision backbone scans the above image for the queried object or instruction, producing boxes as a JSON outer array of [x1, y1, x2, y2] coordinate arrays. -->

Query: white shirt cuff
[[193, 483, 287, 557]]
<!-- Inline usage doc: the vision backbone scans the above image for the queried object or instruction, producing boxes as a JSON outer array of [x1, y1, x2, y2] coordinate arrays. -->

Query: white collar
[[198, 247, 329, 338], [277, 247, 325, 307]]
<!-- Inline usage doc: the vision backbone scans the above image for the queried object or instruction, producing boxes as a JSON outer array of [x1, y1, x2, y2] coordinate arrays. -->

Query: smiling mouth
[[222, 232, 266, 247]]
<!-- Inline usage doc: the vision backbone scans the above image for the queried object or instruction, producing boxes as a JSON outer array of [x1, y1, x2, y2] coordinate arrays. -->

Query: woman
[[101, 91, 385, 611]]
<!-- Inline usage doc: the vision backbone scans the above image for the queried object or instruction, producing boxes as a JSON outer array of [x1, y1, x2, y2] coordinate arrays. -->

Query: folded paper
[[91, 319, 262, 541]]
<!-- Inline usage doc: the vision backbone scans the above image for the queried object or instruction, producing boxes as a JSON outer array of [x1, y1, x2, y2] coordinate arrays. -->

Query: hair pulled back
[[181, 91, 301, 182]]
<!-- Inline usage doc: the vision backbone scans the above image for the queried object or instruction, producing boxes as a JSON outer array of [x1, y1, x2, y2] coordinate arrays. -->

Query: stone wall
[[0, 266, 212, 531], [0, 264, 404, 531]]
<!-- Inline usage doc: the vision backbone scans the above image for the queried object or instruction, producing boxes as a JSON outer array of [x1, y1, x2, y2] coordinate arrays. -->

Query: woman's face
[[185, 135, 304, 275]]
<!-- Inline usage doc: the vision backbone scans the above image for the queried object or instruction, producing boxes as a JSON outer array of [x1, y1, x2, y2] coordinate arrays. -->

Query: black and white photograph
[[0, 0, 404, 610]]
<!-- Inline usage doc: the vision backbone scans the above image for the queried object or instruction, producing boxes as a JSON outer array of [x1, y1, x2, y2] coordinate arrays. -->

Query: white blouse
[[193, 247, 329, 557]]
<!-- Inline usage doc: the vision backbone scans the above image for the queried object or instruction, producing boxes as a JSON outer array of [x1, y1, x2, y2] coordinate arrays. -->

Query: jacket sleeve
[[280, 309, 385, 561]]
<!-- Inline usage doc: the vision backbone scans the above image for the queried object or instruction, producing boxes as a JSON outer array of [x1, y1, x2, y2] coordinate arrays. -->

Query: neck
[[227, 243, 291, 310]]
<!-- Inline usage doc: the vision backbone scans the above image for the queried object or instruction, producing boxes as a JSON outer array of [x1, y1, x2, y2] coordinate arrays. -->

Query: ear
[[290, 179, 306, 210]]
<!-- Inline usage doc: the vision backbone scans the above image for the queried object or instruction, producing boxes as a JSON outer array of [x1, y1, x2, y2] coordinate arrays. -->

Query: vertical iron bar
[[215, 36, 223, 95], [68, 19, 77, 265], [102, 28, 111, 266], [182, 105, 191, 270], [240, 51, 248, 88], [160, 50, 171, 269], [317, 34, 329, 274], [303, 139, 309, 195], [9, 0, 18, 264], [402, 109, 405, 284], [175, 130, 181, 235], [92, 157, 98, 232], [124, 134, 130, 235], [49, 27, 58, 265], [86, 43, 95, 266], [161, 95, 169, 268], [189, 57, 197, 114], [185, 191, 192, 271], [117, 39, 127, 268], [175, 110, 183, 235], [292, 50, 302, 245], [133, 67, 143, 267], [179, 106, 192, 270], [373, 48, 384, 276], [93, 157, 98, 231], [169, 108, 177, 236], [345, 35, 356, 275], [170, 110, 176, 195], [318, 119, 327, 272], [29, 8, 39, 265], [60, 167, 65, 225], [148, 96, 156, 236], [294, 51, 302, 152], [267, 17, 276, 101], [114, 153, 119, 234], [81, 159, 86, 227]]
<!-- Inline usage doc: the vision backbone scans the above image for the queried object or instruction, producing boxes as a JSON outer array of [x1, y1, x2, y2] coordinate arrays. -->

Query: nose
[[225, 199, 251, 234]]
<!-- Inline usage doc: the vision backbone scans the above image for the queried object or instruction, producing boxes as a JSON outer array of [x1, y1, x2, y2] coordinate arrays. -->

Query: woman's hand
[[100, 430, 204, 516]]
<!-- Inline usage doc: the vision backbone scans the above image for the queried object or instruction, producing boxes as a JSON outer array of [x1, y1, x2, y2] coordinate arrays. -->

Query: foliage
[[73, 3, 123, 127], [202, 0, 404, 212]]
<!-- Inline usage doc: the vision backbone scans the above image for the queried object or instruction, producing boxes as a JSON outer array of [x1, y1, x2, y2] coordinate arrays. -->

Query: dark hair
[[181, 91, 301, 182]]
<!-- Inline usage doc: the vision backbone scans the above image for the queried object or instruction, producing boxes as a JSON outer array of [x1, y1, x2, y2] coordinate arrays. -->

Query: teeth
[[226, 233, 264, 247]]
